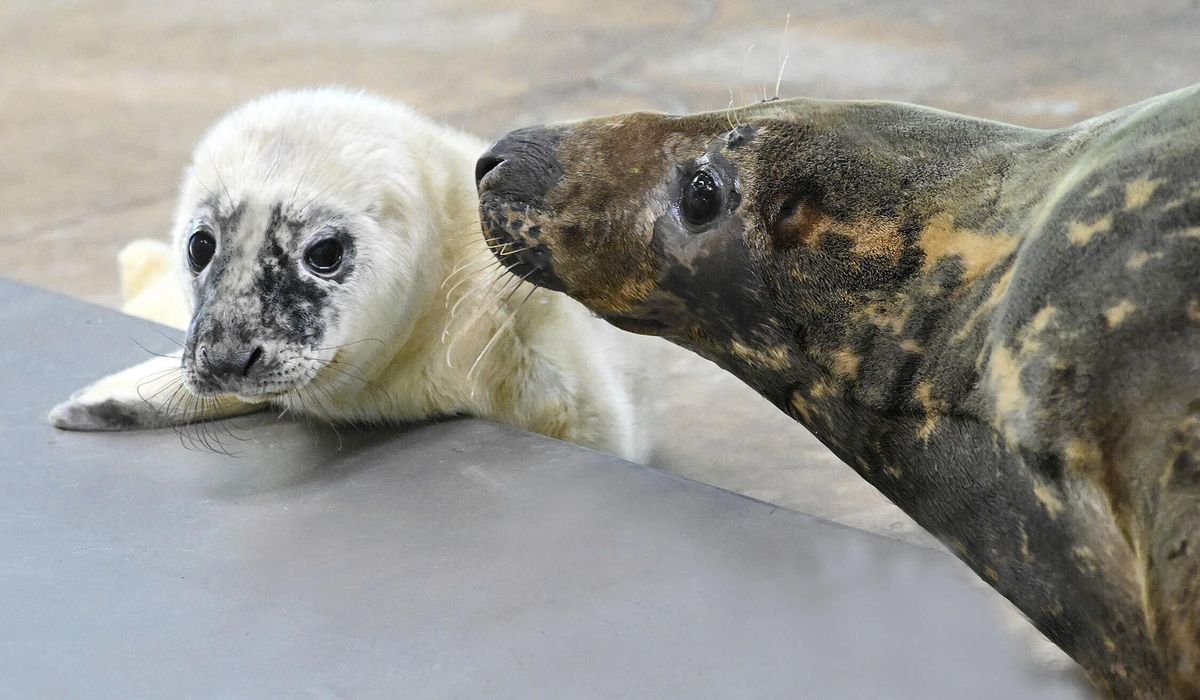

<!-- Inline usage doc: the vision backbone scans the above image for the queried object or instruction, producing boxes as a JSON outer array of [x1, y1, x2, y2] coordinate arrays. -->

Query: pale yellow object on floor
[[118, 239, 189, 330]]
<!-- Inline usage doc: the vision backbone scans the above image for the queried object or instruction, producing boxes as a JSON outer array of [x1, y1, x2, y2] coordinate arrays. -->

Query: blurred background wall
[[4, 0, 1199, 307]]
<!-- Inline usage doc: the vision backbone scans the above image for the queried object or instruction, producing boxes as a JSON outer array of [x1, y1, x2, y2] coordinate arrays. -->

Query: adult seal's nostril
[[475, 153, 505, 189]]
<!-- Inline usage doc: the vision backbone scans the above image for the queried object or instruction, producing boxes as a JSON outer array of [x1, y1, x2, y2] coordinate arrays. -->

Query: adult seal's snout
[[476, 125, 573, 293], [475, 126, 564, 202]]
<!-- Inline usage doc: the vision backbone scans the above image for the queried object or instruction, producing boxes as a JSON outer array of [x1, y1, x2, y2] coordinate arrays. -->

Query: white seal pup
[[49, 88, 641, 461]]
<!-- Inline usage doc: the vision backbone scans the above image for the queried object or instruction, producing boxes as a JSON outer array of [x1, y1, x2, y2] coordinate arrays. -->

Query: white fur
[[51, 88, 641, 461]]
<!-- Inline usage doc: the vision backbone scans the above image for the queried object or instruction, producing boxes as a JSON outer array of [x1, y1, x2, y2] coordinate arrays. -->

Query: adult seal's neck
[[734, 100, 1089, 422], [693, 102, 1166, 690]]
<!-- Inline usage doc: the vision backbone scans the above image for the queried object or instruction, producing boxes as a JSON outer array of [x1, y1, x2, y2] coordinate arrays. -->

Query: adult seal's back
[[476, 86, 1200, 696], [50, 88, 640, 462]]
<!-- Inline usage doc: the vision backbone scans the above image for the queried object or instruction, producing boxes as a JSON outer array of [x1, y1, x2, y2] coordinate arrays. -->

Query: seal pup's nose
[[475, 126, 564, 199], [197, 344, 265, 383]]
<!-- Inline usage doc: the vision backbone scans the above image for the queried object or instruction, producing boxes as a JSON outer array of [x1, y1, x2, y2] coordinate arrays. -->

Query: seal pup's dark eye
[[681, 169, 723, 227], [304, 238, 344, 275], [187, 227, 216, 272]]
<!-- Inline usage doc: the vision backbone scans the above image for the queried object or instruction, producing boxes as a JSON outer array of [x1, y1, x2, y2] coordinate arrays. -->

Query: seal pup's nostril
[[475, 153, 505, 189], [193, 343, 263, 382], [242, 346, 264, 377]]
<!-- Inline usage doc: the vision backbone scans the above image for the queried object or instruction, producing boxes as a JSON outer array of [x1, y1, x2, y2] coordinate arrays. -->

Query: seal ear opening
[[772, 198, 826, 250]]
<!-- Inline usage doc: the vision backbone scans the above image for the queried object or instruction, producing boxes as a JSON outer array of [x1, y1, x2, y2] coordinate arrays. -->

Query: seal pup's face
[[171, 90, 451, 405], [177, 195, 359, 401]]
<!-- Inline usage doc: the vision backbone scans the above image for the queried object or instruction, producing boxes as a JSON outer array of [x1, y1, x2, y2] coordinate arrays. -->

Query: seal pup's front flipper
[[49, 354, 262, 431]]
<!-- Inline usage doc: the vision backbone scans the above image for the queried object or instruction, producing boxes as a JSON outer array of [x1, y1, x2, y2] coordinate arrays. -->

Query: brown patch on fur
[[857, 295, 912, 336], [914, 380, 941, 441], [1126, 251, 1163, 271], [775, 207, 904, 264], [919, 213, 1021, 283], [789, 391, 816, 424], [1188, 299, 1200, 324], [1018, 305, 1057, 353], [530, 114, 727, 317], [731, 340, 792, 371], [1034, 479, 1066, 518], [1104, 299, 1138, 328], [1067, 214, 1113, 246], [831, 347, 861, 379], [810, 377, 837, 400], [1124, 177, 1164, 210], [849, 220, 905, 263], [1065, 438, 1104, 476], [1073, 545, 1099, 575], [985, 344, 1028, 447], [952, 263, 1016, 343]]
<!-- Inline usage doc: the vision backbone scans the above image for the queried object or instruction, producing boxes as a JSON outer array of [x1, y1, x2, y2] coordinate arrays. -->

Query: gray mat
[[0, 279, 1086, 698]]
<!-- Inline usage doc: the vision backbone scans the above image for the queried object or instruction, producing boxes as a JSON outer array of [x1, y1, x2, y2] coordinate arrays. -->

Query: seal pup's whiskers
[[449, 260, 511, 320], [445, 269, 527, 368], [442, 252, 508, 294], [312, 338, 387, 352], [467, 286, 538, 399]]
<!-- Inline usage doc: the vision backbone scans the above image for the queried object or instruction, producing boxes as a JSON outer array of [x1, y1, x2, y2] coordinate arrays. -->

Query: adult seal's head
[[478, 88, 1200, 696], [475, 115, 768, 346]]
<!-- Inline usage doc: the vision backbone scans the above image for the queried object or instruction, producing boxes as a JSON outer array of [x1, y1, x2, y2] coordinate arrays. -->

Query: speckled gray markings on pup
[[185, 196, 349, 397]]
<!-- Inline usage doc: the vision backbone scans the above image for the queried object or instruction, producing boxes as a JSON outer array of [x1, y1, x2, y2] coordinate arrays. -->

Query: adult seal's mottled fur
[[50, 88, 640, 461], [477, 86, 1200, 696]]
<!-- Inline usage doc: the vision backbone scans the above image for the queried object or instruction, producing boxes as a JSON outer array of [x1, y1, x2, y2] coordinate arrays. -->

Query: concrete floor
[[4, 0, 1200, 681]]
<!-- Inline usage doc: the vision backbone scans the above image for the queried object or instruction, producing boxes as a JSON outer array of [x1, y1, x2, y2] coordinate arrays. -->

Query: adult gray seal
[[476, 86, 1200, 696], [49, 88, 640, 461]]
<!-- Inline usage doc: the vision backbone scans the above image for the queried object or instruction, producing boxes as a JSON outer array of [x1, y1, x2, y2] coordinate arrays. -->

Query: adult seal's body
[[476, 86, 1200, 696], [50, 88, 640, 462]]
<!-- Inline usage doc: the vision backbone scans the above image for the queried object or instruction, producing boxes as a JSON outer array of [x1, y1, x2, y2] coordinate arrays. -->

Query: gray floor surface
[[1, 280, 1089, 698]]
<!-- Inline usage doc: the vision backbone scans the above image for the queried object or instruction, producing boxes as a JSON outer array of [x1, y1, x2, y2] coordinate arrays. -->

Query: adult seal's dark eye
[[304, 238, 344, 275], [681, 169, 723, 227], [187, 228, 216, 272]]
